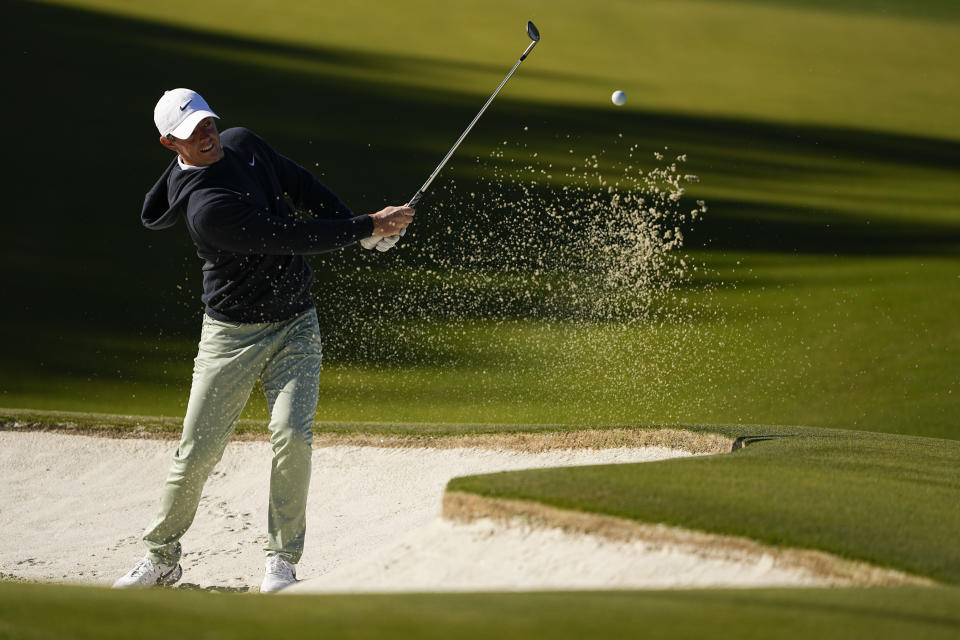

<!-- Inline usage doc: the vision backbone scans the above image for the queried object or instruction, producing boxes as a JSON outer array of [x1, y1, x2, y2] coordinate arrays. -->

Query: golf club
[[362, 21, 539, 251], [407, 20, 540, 208]]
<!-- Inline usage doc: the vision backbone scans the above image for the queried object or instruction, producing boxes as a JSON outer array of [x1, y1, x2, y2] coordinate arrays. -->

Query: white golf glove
[[359, 236, 381, 250], [374, 234, 400, 252], [359, 228, 406, 252]]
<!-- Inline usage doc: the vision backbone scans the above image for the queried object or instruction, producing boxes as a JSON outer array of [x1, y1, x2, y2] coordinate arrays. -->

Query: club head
[[527, 21, 540, 42]]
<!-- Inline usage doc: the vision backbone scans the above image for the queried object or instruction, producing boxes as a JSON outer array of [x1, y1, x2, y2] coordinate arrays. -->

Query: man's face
[[160, 117, 224, 166]]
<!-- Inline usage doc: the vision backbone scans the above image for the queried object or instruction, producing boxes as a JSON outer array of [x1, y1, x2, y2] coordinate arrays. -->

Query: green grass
[[3, 0, 958, 439], [2, 582, 960, 640], [449, 425, 960, 584], [2, 255, 957, 437], [30, 0, 960, 140]]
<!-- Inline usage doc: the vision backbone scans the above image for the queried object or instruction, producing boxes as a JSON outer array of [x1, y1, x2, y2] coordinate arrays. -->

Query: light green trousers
[[143, 308, 322, 566]]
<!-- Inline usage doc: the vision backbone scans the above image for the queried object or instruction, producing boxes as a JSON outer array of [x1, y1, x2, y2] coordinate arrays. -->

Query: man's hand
[[359, 231, 402, 252], [373, 232, 401, 252], [369, 205, 414, 237]]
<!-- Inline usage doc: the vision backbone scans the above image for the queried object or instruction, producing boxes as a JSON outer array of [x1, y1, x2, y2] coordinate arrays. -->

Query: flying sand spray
[[335, 21, 721, 421]]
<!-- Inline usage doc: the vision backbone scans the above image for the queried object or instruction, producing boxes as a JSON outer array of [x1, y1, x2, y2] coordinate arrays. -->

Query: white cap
[[154, 88, 219, 139]]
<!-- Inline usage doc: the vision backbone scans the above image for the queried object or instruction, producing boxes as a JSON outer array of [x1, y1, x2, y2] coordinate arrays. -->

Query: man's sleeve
[[189, 189, 373, 255]]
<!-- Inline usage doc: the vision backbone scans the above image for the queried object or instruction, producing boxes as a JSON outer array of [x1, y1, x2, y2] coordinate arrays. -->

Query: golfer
[[113, 88, 413, 592]]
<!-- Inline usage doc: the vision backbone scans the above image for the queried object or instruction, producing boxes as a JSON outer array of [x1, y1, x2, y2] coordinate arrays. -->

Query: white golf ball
[[611, 90, 627, 106]]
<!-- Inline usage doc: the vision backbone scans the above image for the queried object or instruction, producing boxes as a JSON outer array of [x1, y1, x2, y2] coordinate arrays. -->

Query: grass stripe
[[1, 582, 959, 640]]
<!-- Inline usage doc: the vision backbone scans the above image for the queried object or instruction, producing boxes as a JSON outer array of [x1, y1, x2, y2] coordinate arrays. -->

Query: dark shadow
[[731, 434, 797, 451], [718, 0, 960, 23], [683, 199, 960, 254], [2, 0, 959, 368]]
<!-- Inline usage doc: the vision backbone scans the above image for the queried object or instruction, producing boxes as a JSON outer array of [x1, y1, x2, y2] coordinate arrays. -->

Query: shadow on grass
[[684, 199, 960, 254], [725, 0, 960, 23], [730, 434, 797, 450], [3, 1, 959, 344]]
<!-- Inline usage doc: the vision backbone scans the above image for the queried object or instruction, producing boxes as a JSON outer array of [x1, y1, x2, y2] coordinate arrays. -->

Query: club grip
[[407, 191, 424, 208]]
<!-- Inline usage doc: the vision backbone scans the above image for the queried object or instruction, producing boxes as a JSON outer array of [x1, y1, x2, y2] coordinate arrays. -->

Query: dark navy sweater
[[142, 128, 373, 323]]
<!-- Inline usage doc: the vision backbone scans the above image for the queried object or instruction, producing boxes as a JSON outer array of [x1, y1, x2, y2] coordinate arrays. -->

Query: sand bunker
[[1, 431, 847, 592]]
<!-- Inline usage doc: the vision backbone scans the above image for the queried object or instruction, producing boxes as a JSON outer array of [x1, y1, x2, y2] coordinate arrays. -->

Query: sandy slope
[[0, 431, 825, 591]]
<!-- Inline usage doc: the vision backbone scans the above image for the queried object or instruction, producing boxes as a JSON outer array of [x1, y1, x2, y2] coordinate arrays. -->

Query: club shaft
[[409, 39, 538, 207]]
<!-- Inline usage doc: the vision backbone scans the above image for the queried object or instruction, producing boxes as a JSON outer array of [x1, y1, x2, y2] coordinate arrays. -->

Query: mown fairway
[[3, 582, 960, 640], [3, 0, 958, 437]]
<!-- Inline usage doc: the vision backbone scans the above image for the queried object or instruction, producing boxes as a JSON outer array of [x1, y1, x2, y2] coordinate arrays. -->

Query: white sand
[[288, 517, 822, 593], [0, 431, 825, 592]]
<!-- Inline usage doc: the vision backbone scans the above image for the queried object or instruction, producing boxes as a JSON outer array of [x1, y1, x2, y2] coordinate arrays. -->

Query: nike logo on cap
[[179, 98, 192, 111]]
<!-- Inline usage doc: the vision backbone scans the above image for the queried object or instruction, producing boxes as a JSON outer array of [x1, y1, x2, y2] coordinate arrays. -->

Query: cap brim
[[168, 110, 219, 139]]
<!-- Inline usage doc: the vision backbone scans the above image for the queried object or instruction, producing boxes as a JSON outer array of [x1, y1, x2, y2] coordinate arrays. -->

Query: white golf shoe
[[260, 554, 297, 593], [112, 557, 182, 588]]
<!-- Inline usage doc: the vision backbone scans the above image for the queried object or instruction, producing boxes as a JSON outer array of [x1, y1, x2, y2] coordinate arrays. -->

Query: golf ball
[[611, 90, 627, 106]]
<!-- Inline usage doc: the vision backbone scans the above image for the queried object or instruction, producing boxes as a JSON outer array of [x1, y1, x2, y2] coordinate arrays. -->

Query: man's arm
[[191, 189, 371, 255], [189, 190, 413, 255], [268, 146, 415, 251]]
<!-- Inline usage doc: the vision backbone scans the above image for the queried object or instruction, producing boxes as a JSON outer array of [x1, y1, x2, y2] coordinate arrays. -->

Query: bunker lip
[[0, 410, 734, 454], [439, 492, 930, 588]]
